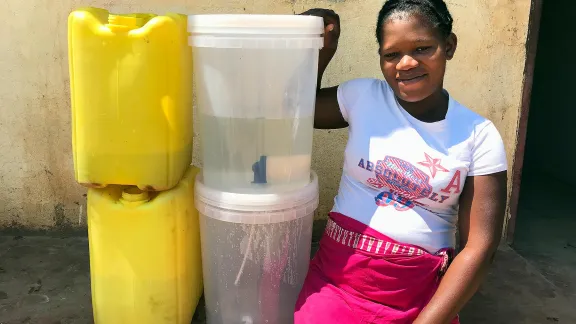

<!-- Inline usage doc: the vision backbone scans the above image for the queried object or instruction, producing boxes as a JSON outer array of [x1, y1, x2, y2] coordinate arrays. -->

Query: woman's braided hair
[[376, 0, 453, 47]]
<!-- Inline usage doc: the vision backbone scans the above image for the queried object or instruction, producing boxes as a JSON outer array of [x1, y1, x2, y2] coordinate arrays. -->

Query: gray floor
[[512, 173, 576, 305], [1, 231, 575, 323]]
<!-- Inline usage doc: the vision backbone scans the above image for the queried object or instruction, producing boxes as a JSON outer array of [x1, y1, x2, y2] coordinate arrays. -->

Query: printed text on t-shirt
[[358, 156, 461, 211]]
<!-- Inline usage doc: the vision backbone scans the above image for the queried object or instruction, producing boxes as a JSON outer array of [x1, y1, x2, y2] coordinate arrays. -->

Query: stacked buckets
[[189, 15, 324, 324]]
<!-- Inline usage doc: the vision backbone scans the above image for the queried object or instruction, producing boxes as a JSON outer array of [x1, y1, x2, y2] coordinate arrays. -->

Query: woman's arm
[[300, 9, 348, 129], [414, 171, 508, 324]]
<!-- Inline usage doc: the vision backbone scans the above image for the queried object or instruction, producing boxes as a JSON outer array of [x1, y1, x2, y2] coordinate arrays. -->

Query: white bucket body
[[195, 172, 319, 324]]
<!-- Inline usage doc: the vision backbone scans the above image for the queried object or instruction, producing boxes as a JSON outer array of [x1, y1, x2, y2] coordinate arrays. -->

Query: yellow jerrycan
[[68, 8, 193, 191], [87, 166, 203, 324]]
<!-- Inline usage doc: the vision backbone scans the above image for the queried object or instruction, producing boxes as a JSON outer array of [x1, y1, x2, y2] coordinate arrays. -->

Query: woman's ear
[[445, 33, 457, 60]]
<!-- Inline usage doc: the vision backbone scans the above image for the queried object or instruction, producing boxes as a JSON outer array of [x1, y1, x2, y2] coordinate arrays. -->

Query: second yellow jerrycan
[[87, 166, 203, 324], [68, 8, 193, 191]]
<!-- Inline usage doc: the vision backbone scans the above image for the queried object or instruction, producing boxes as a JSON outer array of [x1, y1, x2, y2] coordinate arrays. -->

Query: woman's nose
[[396, 55, 419, 71]]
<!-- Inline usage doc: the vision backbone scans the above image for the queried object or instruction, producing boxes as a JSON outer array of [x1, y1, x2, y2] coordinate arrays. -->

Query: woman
[[295, 1, 508, 323]]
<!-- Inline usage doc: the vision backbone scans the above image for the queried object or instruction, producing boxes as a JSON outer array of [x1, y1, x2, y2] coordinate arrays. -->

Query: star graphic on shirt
[[418, 153, 449, 178]]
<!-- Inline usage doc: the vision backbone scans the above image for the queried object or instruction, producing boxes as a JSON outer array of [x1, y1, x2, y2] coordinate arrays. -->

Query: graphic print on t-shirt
[[418, 153, 449, 178], [360, 153, 459, 212]]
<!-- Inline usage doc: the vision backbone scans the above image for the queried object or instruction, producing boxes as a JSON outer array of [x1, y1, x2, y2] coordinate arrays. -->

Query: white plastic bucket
[[188, 14, 323, 119], [188, 14, 323, 194], [195, 171, 319, 324]]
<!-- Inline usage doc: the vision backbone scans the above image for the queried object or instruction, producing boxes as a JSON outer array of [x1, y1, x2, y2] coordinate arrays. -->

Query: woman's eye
[[415, 46, 432, 53], [383, 52, 398, 59]]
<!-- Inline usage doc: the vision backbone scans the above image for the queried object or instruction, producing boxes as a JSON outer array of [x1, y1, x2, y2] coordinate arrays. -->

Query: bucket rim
[[187, 14, 324, 36], [194, 171, 319, 212]]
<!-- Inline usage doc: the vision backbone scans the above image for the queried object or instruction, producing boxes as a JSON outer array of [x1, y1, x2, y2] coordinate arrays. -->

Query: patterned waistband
[[325, 218, 427, 256], [325, 218, 454, 277], [324, 218, 453, 276]]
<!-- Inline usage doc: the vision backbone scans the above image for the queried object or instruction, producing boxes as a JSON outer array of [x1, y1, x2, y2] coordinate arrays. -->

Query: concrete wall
[[523, 0, 574, 182], [0, 0, 531, 231]]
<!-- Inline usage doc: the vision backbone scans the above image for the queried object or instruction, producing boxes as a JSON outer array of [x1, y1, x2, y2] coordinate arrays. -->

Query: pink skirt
[[294, 212, 460, 324]]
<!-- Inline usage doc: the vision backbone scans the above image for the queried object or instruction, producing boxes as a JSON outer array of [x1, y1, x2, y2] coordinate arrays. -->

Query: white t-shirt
[[332, 78, 507, 253]]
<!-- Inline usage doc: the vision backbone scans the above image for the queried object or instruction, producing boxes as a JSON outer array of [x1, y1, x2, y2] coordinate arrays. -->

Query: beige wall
[[0, 0, 530, 231]]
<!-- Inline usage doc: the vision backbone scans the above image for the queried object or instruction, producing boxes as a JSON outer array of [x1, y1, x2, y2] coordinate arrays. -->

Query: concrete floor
[[1, 230, 575, 324], [512, 173, 576, 305]]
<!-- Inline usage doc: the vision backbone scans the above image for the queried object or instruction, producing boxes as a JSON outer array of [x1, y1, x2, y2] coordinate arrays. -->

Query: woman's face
[[379, 14, 457, 103]]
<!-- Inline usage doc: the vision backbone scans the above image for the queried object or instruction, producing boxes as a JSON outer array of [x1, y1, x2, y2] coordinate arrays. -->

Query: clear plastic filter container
[[195, 171, 319, 324], [188, 14, 324, 193]]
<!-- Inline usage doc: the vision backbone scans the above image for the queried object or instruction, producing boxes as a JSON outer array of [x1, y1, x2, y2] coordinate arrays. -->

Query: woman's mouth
[[397, 74, 427, 85]]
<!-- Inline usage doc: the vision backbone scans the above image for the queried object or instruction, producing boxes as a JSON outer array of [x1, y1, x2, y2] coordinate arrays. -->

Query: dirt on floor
[[0, 234, 575, 324]]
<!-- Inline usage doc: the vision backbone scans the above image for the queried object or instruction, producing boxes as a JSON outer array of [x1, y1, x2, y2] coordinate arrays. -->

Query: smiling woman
[[296, 1, 508, 323]]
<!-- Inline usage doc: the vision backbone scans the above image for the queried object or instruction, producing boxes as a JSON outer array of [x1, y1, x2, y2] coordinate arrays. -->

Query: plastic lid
[[195, 172, 319, 224], [188, 14, 324, 36], [120, 187, 150, 207], [107, 14, 154, 31]]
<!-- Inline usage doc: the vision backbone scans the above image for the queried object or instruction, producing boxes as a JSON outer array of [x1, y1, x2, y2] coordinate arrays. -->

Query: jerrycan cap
[[107, 14, 153, 31], [120, 187, 150, 206]]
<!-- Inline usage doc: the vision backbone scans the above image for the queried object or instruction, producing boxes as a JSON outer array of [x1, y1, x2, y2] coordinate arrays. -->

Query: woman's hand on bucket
[[300, 8, 340, 50], [299, 8, 346, 130]]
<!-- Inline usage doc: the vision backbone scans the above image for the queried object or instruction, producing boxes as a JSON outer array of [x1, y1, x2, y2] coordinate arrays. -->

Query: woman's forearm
[[299, 9, 340, 91], [413, 245, 497, 324], [317, 47, 337, 90]]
